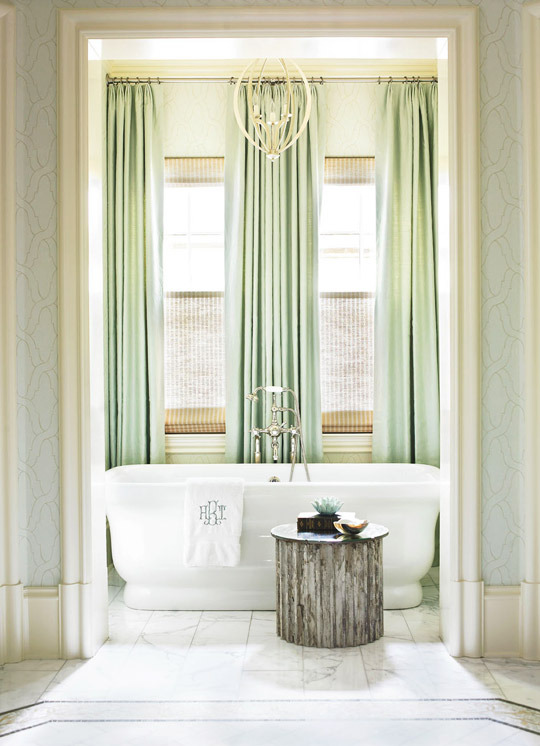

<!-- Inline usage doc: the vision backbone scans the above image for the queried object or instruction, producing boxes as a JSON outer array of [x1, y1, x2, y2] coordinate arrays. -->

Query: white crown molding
[[57, 4, 481, 659], [0, 2, 23, 666], [107, 59, 438, 80], [522, 0, 540, 661]]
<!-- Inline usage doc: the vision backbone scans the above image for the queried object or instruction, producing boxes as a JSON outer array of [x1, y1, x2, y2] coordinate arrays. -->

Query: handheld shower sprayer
[[245, 385, 311, 481]]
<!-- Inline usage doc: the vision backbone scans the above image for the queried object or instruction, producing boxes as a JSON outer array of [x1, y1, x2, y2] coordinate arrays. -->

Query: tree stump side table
[[271, 523, 389, 647]]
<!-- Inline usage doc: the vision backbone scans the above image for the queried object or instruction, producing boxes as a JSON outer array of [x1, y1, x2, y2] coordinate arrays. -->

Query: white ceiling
[[89, 37, 443, 61], [90, 37, 443, 79]]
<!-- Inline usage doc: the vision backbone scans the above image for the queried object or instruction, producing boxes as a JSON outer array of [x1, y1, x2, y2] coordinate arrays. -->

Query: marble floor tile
[[107, 585, 122, 604], [361, 637, 426, 670], [3, 718, 539, 746], [247, 614, 277, 640], [238, 669, 305, 700], [365, 666, 437, 699], [192, 616, 251, 647], [382, 610, 413, 640], [142, 610, 202, 635], [199, 610, 252, 622], [0, 670, 58, 712], [5, 576, 540, 745], [243, 637, 303, 671], [2, 661, 65, 673], [489, 666, 540, 709], [303, 647, 370, 699], [172, 648, 244, 700]]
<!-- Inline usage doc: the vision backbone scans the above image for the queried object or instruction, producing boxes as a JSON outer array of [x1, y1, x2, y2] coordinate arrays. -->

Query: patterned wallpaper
[[162, 81, 377, 157], [14, 0, 523, 586]]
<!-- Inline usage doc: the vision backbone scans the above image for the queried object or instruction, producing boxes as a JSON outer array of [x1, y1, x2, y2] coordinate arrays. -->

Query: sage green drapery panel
[[372, 82, 439, 467], [225, 84, 325, 463], [105, 83, 165, 469]]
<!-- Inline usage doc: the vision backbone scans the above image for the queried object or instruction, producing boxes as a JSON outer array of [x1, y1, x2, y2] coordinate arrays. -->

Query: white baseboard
[[11, 582, 540, 661], [60, 582, 108, 659], [20, 583, 108, 661], [443, 579, 484, 657], [0, 583, 23, 664], [484, 586, 522, 658], [23, 587, 60, 659], [521, 581, 540, 660]]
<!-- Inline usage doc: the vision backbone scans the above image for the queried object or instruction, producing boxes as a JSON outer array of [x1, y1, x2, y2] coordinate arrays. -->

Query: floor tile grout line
[[240, 611, 255, 677]]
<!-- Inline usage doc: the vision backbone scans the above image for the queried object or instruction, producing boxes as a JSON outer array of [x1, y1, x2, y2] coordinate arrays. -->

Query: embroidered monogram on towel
[[184, 478, 244, 567], [199, 500, 227, 525]]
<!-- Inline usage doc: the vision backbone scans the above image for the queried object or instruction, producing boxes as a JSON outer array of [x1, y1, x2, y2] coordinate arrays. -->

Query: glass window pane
[[163, 237, 190, 292], [163, 159, 226, 432], [190, 244, 225, 291], [321, 185, 362, 233], [319, 254, 361, 293], [164, 187, 189, 235], [319, 158, 376, 432], [189, 187, 224, 233]]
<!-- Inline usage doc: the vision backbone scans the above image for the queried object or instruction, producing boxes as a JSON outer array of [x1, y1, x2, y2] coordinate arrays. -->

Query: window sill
[[165, 432, 372, 455]]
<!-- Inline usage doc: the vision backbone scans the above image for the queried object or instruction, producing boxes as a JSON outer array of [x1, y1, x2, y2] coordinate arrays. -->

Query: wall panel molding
[[484, 586, 521, 658], [0, 2, 23, 665], [23, 588, 60, 660]]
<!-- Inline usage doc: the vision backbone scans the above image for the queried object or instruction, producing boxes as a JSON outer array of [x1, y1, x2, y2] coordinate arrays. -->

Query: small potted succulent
[[311, 497, 343, 517]]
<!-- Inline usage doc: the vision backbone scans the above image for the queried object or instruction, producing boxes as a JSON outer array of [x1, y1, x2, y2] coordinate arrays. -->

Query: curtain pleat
[[224, 84, 325, 463], [105, 83, 165, 468], [372, 82, 439, 467]]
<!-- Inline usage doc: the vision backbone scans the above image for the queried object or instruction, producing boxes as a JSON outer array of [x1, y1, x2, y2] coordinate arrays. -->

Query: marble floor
[[2, 568, 540, 744]]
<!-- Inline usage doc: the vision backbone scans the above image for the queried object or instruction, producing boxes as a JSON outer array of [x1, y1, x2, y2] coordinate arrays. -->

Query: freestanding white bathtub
[[106, 463, 439, 611]]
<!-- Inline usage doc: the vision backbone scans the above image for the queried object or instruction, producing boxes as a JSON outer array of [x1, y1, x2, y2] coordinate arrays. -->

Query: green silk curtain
[[372, 82, 439, 467], [225, 84, 325, 463], [105, 83, 165, 469]]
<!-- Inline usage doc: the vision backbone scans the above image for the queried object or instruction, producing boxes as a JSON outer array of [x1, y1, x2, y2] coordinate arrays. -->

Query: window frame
[[163, 155, 375, 452]]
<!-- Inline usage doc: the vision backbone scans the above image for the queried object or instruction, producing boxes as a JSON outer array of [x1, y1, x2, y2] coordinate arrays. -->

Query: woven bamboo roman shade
[[165, 291, 225, 434], [165, 157, 224, 186], [320, 292, 374, 433], [324, 156, 375, 185]]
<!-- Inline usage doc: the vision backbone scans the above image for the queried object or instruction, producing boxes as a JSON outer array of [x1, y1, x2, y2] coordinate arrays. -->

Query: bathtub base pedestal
[[271, 523, 389, 647]]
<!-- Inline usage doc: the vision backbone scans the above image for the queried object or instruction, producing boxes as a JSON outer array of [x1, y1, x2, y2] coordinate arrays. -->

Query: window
[[319, 157, 375, 433], [164, 158, 226, 433], [163, 156, 375, 436]]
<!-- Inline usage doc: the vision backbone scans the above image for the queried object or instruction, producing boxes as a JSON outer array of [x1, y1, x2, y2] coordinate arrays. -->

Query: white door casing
[[0, 2, 24, 666], [53, 5, 481, 658], [522, 0, 540, 661]]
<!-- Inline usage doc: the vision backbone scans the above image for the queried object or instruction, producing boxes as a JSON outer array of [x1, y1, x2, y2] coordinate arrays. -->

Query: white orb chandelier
[[233, 58, 312, 162]]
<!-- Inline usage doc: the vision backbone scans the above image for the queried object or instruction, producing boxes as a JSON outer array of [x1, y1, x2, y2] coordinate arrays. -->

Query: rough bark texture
[[275, 537, 384, 647]]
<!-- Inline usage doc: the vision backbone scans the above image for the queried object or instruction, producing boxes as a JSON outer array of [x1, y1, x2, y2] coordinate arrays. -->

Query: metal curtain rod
[[105, 74, 438, 85]]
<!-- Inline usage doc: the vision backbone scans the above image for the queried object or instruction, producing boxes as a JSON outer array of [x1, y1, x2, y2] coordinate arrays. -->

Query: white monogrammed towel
[[183, 478, 244, 567]]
